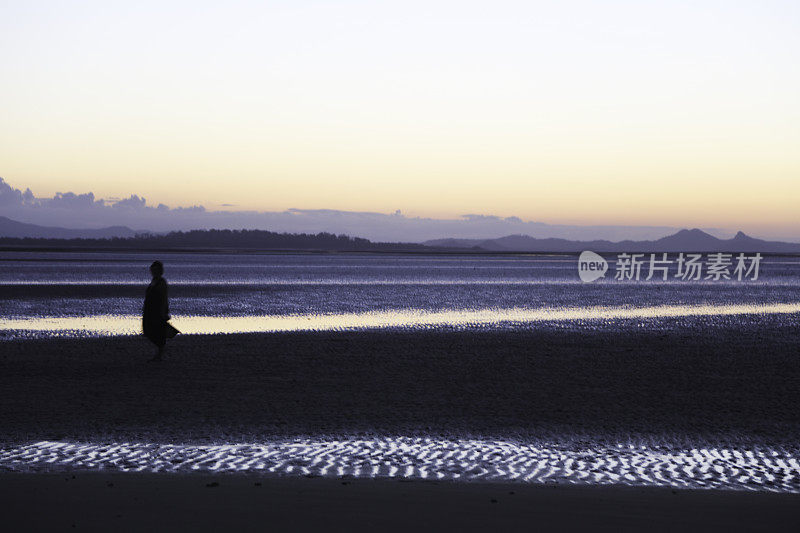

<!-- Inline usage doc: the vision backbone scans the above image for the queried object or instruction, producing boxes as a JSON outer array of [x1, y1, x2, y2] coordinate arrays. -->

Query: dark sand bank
[[3, 318, 800, 530], [1, 315, 800, 445], [2, 472, 799, 532]]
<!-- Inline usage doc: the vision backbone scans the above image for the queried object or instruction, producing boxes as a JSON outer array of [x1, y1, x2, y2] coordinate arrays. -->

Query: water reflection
[[2, 303, 799, 338]]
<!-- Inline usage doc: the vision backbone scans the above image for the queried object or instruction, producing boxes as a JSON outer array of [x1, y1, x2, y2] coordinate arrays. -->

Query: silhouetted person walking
[[143, 260, 172, 361]]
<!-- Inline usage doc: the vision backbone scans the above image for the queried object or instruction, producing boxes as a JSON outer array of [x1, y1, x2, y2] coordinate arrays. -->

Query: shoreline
[[2, 304, 799, 339]]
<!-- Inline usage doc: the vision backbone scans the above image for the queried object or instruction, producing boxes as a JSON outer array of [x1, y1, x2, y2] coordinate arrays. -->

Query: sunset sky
[[1, 1, 798, 236]]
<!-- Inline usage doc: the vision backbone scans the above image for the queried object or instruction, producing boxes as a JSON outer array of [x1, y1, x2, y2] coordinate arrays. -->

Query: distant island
[[1, 216, 798, 253], [0, 228, 427, 252]]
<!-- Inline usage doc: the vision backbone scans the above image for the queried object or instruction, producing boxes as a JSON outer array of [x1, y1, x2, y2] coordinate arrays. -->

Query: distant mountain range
[[424, 229, 800, 253], [0, 215, 138, 239], [1, 215, 798, 253]]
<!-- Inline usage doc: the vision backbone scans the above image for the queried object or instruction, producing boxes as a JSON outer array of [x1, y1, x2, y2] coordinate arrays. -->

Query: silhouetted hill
[[1, 218, 798, 253], [425, 229, 800, 253], [0, 227, 430, 252], [0, 216, 137, 239]]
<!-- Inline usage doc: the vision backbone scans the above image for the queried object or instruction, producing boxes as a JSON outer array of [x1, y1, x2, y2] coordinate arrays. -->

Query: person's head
[[150, 260, 164, 279]]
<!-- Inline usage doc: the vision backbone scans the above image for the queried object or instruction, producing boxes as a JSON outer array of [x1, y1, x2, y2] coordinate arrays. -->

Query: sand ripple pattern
[[2, 438, 800, 493]]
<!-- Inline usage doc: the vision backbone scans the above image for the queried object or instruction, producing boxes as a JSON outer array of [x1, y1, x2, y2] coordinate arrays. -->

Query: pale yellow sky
[[1, 1, 799, 235]]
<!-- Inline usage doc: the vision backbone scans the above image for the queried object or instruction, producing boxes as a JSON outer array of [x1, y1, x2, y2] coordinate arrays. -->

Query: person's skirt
[[143, 318, 167, 347]]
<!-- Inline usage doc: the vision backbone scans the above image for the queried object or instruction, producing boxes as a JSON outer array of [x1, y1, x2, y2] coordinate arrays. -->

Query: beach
[[3, 248, 800, 529], [4, 0, 799, 526], [3, 472, 800, 532], [2, 315, 800, 529], [2, 316, 799, 446]]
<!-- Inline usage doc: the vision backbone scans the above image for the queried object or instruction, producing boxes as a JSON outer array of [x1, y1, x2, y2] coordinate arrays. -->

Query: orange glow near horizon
[[1, 1, 799, 235]]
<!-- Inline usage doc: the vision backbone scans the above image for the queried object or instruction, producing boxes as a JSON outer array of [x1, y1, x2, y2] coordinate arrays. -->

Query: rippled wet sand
[[3, 438, 799, 492]]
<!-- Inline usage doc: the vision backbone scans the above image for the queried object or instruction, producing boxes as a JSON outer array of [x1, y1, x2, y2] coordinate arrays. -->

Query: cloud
[[46, 191, 103, 209], [173, 205, 205, 213], [0, 176, 736, 242], [1, 177, 104, 209], [112, 194, 147, 209], [461, 214, 502, 222], [0, 178, 24, 206], [0, 178, 37, 207]]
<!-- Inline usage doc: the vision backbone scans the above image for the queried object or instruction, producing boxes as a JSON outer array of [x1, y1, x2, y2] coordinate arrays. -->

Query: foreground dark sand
[[2, 472, 800, 532], [1, 315, 800, 444], [2, 317, 800, 529]]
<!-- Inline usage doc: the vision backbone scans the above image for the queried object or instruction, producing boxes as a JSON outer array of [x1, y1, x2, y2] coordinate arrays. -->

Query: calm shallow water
[[2, 303, 800, 338], [2, 251, 800, 336]]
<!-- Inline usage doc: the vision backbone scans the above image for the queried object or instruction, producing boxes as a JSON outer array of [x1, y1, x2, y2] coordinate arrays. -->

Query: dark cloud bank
[[0, 177, 736, 242]]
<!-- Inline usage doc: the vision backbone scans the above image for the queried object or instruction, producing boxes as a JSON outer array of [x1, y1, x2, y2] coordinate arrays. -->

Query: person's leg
[[148, 342, 165, 362]]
